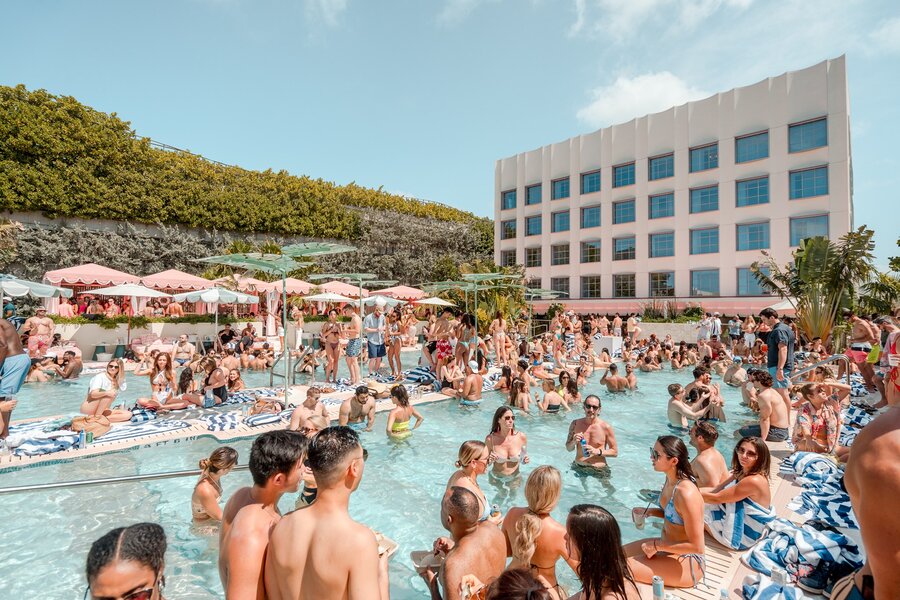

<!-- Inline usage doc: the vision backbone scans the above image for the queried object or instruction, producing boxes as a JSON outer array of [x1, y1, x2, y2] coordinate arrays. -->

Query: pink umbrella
[[369, 285, 427, 300], [44, 263, 139, 287], [268, 277, 313, 295], [141, 269, 213, 292], [317, 280, 369, 298]]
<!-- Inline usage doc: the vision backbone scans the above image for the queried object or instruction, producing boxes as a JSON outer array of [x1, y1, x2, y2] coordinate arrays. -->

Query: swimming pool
[[0, 364, 758, 598]]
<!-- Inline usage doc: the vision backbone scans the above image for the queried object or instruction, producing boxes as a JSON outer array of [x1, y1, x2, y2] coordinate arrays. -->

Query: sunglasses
[[583, 404, 600, 411], [85, 577, 161, 600], [503, 415, 516, 421], [107, 365, 120, 370], [650, 447, 662, 461], [299, 427, 316, 435]]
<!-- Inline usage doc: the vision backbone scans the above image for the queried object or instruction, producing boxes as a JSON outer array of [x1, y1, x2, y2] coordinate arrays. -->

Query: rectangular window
[[501, 190, 516, 210], [790, 215, 829, 246], [501, 220, 516, 240], [551, 210, 570, 233], [613, 237, 636, 261], [581, 170, 601, 194], [525, 215, 542, 236], [551, 178, 570, 200], [613, 199, 636, 224], [735, 132, 769, 163], [581, 240, 601, 263], [613, 274, 636, 298], [550, 277, 570, 296], [689, 185, 719, 213], [790, 166, 829, 199], [737, 267, 770, 296], [525, 184, 542, 205], [649, 272, 675, 297], [649, 232, 675, 258], [649, 193, 675, 219], [613, 162, 635, 188], [690, 143, 718, 172], [736, 222, 770, 251], [736, 177, 769, 207], [789, 118, 827, 153], [551, 244, 570, 266], [691, 270, 720, 296], [581, 206, 601, 229], [581, 276, 602, 299], [500, 249, 516, 267], [649, 154, 674, 181], [526, 278, 542, 290], [690, 227, 719, 255], [525, 247, 542, 268]]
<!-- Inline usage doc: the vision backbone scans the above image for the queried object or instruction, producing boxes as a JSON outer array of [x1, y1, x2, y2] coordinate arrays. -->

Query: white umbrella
[[413, 297, 456, 307], [90, 284, 173, 344], [173, 287, 259, 352], [363, 294, 406, 307], [302, 292, 355, 303], [765, 298, 797, 312], [0, 274, 72, 298]]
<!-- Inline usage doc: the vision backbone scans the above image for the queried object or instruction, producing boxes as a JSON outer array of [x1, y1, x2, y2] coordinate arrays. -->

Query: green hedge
[[0, 85, 486, 236]]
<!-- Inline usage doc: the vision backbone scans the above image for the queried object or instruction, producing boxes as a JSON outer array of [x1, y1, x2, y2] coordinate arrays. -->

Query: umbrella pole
[[473, 283, 479, 338], [358, 280, 364, 380], [214, 308, 218, 356], [282, 272, 289, 396]]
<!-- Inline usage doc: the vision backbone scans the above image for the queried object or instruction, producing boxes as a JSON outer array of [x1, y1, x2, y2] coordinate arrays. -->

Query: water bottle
[[0, 439, 9, 457], [719, 588, 729, 599], [652, 575, 664, 600], [580, 438, 590, 458], [490, 504, 501, 518], [78, 429, 86, 450]]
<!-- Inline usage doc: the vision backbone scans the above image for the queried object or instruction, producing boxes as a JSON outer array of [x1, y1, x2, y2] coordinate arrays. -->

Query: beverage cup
[[634, 510, 646, 530]]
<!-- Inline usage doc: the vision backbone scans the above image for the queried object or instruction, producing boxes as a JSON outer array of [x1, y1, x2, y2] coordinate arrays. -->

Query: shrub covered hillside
[[0, 84, 492, 247]]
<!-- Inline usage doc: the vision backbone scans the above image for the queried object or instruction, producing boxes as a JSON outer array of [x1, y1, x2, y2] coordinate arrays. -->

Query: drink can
[[86, 431, 94, 444], [652, 576, 664, 600], [580, 438, 590, 458]]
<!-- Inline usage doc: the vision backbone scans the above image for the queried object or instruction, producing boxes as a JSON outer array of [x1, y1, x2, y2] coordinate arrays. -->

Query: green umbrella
[[461, 273, 520, 336]]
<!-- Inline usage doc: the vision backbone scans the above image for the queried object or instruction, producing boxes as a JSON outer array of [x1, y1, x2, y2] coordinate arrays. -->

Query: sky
[[2, 0, 898, 267]]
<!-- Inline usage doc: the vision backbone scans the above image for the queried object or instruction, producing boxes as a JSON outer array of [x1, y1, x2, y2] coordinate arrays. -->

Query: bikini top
[[660, 479, 686, 526]]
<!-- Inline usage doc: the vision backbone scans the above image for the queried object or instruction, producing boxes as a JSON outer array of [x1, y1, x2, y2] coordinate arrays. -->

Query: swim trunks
[[27, 334, 50, 357], [368, 342, 386, 358], [766, 366, 792, 389], [346, 337, 361, 357], [436, 340, 452, 361], [0, 353, 31, 396]]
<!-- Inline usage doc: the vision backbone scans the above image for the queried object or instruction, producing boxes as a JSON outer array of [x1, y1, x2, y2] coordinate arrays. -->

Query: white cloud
[[568, 0, 587, 36], [304, 0, 348, 27], [869, 16, 900, 55], [576, 72, 711, 128], [438, 0, 488, 25]]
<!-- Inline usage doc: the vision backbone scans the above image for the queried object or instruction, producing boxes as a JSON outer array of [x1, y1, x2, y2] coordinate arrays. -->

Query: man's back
[[759, 388, 788, 427], [692, 448, 728, 488], [442, 522, 506, 600]]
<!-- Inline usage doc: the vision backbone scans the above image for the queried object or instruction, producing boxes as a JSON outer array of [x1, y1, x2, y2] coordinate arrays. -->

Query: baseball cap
[[733, 357, 743, 363], [468, 360, 479, 372]]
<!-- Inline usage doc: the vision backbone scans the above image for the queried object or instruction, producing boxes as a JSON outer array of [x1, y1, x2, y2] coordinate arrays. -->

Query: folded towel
[[320, 397, 344, 407], [13, 434, 78, 456], [741, 573, 814, 600], [837, 425, 859, 448], [8, 417, 69, 436], [787, 487, 858, 530], [246, 413, 282, 427], [223, 387, 280, 405], [130, 408, 158, 424], [841, 405, 873, 428], [405, 366, 437, 384], [98, 419, 192, 443], [780, 452, 839, 479], [704, 482, 777, 550], [743, 518, 863, 577], [204, 412, 242, 432]]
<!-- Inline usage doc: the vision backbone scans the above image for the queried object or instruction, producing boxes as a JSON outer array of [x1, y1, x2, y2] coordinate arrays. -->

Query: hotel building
[[494, 57, 853, 314]]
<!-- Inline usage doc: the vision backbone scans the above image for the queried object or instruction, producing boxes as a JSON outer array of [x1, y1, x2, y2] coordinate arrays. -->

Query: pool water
[[0, 362, 758, 599]]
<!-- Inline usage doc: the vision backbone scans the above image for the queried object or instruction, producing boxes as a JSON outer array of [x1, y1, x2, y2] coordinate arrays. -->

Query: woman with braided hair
[[85, 522, 168, 600]]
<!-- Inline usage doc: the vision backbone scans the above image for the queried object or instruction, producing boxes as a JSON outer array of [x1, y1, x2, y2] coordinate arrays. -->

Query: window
[[690, 143, 718, 172], [790, 215, 829, 246], [552, 178, 570, 200], [526, 278, 542, 290], [690, 228, 719, 254], [690, 185, 719, 213], [581, 276, 602, 298], [649, 154, 674, 180], [691, 270, 720, 296], [736, 222, 770, 251], [526, 184, 542, 205], [649, 272, 675, 297], [737, 267, 770, 296], [581, 170, 601, 194], [525, 216, 542, 236], [581, 206, 601, 229], [789, 118, 827, 153], [501, 190, 516, 210], [614, 237, 636, 261], [500, 249, 516, 267], [613, 199, 636, 224], [501, 220, 516, 240], [551, 211, 570, 233], [736, 177, 769, 207], [551, 244, 570, 266], [649, 232, 675, 258], [613, 274, 636, 298], [525, 247, 542, 268], [550, 277, 570, 296], [790, 166, 828, 199], [581, 240, 601, 263], [613, 163, 635, 188], [649, 193, 675, 219], [735, 132, 769, 163]]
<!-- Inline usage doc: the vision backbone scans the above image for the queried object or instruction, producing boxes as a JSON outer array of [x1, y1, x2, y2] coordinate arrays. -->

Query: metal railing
[[788, 354, 852, 387], [0, 465, 250, 495]]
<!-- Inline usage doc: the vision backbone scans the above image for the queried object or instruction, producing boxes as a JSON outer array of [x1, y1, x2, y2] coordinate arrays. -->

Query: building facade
[[494, 57, 852, 314]]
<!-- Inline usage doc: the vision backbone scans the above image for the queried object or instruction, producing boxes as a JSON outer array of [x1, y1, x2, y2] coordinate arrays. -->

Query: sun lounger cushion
[[245, 413, 282, 427]]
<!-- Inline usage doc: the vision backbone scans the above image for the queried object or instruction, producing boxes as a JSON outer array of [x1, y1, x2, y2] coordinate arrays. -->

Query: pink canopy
[[44, 263, 139, 287], [214, 276, 274, 293], [269, 277, 313, 295], [317, 280, 369, 298], [141, 269, 213, 292], [369, 285, 427, 300]]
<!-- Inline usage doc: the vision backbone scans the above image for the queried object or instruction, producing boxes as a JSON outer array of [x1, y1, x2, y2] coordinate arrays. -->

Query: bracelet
[[653, 539, 659, 551]]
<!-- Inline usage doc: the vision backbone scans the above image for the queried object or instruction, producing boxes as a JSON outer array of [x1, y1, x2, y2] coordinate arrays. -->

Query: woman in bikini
[[538, 379, 569, 414], [501, 466, 577, 600], [493, 365, 514, 392], [508, 377, 533, 414], [439, 355, 465, 396], [138, 353, 189, 411], [490, 311, 509, 366], [567, 504, 642, 599], [191, 446, 238, 522], [455, 313, 476, 367], [227, 369, 245, 393], [385, 385, 423, 439], [625, 435, 705, 588], [81, 359, 132, 422], [199, 356, 228, 408], [445, 440, 500, 523], [485, 406, 530, 503], [385, 310, 403, 379], [320, 308, 342, 384]]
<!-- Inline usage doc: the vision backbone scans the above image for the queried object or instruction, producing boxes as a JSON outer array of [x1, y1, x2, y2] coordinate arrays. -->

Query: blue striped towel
[[246, 413, 282, 427], [130, 408, 158, 424], [98, 419, 192, 443], [780, 452, 839, 479], [741, 573, 814, 599], [743, 518, 863, 577], [204, 412, 242, 432], [842, 405, 873, 428], [564, 333, 575, 351], [787, 486, 858, 529], [13, 432, 79, 457], [705, 482, 777, 550], [320, 396, 344, 407], [848, 374, 868, 398], [405, 366, 437, 384], [8, 417, 69, 436], [838, 425, 860, 448], [481, 378, 497, 392], [371, 372, 397, 384], [224, 387, 279, 405]]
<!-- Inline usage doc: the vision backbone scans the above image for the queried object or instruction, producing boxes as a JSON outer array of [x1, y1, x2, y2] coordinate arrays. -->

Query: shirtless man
[[638, 356, 660, 373], [611, 313, 623, 337], [419, 486, 506, 600], [565, 394, 619, 472], [288, 387, 329, 431], [598, 314, 610, 336], [623, 362, 638, 389], [430, 309, 454, 373], [843, 310, 879, 392], [738, 370, 789, 441], [48, 350, 83, 380], [666, 383, 711, 429], [266, 427, 390, 600], [452, 360, 483, 403], [740, 370, 759, 410], [689, 421, 728, 488], [723, 357, 747, 387], [0, 318, 29, 438], [342, 304, 363, 384], [172, 335, 195, 367], [626, 314, 637, 342], [219, 430, 307, 600], [21, 307, 54, 358], [599, 363, 628, 392], [166, 300, 184, 317], [220, 347, 240, 372], [339, 385, 376, 432]]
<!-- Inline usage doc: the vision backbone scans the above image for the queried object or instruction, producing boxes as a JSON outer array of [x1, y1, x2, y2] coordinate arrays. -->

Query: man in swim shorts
[[599, 363, 628, 392], [364, 301, 387, 376], [565, 394, 618, 472], [0, 318, 29, 438], [342, 304, 363, 384], [723, 357, 747, 387], [739, 370, 789, 441], [339, 385, 376, 432], [172, 334, 195, 366], [21, 307, 54, 358]]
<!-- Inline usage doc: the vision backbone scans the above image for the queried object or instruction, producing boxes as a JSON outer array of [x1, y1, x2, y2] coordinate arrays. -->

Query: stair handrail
[[788, 354, 852, 387]]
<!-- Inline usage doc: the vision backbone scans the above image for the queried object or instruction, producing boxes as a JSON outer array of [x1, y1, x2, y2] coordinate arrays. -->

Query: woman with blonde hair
[[445, 440, 497, 523], [80, 358, 131, 422], [191, 446, 238, 522], [138, 352, 189, 410], [501, 466, 576, 599]]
